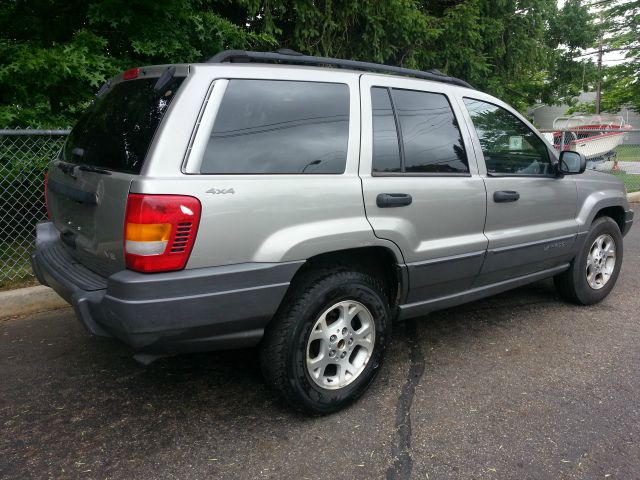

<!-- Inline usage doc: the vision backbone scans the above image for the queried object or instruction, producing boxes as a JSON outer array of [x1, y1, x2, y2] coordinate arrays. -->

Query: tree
[[0, 0, 600, 126], [600, 0, 640, 112], [0, 0, 275, 127], [243, 0, 598, 111]]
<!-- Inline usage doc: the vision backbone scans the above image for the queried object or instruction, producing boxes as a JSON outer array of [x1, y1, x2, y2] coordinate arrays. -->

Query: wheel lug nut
[[340, 352, 346, 358], [348, 338, 353, 345], [329, 350, 336, 357], [341, 327, 348, 335], [330, 335, 337, 342]]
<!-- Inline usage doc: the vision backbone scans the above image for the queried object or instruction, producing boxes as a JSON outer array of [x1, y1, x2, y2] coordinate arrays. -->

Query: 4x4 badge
[[206, 188, 235, 195]]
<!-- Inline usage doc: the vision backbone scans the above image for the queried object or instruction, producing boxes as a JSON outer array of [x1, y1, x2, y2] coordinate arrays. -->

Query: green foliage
[[0, 0, 275, 127], [0, 0, 602, 126], [240, 0, 440, 66], [600, 0, 640, 113], [566, 102, 596, 115], [244, 0, 599, 112], [0, 30, 116, 127]]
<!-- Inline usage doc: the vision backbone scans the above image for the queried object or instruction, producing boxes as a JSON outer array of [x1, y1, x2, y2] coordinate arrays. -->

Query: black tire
[[554, 216, 623, 305], [259, 269, 391, 414]]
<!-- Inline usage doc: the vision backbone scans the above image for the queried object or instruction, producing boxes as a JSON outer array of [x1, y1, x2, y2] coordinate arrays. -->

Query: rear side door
[[359, 75, 488, 304], [457, 95, 578, 285]]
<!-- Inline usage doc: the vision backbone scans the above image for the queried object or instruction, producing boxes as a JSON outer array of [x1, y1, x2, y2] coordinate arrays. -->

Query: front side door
[[359, 75, 488, 304], [458, 96, 578, 285]]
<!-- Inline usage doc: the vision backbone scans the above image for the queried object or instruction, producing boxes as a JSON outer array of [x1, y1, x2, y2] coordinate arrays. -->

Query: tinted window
[[201, 80, 349, 174], [63, 76, 185, 174], [372, 87, 401, 173], [392, 89, 468, 173], [464, 98, 551, 175]]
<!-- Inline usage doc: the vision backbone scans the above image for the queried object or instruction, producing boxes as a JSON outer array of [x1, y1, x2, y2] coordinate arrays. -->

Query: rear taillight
[[124, 194, 201, 273], [44, 171, 51, 219]]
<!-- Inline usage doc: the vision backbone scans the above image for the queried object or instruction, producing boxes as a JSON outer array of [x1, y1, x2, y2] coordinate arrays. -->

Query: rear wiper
[[55, 161, 77, 179], [67, 148, 111, 175], [78, 164, 112, 175]]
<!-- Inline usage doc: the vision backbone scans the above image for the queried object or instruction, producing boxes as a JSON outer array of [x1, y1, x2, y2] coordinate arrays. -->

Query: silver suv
[[32, 50, 634, 414]]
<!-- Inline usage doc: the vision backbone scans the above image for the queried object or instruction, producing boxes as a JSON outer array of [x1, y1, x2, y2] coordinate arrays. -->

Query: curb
[[628, 192, 640, 203], [0, 285, 68, 319]]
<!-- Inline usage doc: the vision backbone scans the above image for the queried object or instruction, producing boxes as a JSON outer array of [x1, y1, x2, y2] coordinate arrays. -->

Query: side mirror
[[558, 150, 586, 175]]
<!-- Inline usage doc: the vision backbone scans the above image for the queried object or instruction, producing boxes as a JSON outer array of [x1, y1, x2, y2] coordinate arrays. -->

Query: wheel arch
[[576, 191, 629, 234], [283, 246, 407, 313], [592, 205, 626, 233]]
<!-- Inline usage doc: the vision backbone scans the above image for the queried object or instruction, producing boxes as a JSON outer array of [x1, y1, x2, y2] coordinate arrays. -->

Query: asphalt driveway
[[1, 221, 639, 479]]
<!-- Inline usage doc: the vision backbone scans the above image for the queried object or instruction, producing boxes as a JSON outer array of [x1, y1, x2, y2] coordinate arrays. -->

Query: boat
[[545, 114, 632, 169]]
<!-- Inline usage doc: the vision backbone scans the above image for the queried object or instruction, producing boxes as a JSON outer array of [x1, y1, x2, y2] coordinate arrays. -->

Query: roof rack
[[207, 49, 474, 89]]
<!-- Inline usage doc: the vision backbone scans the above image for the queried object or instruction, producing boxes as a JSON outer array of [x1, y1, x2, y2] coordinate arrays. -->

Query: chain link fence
[[0, 127, 638, 289], [0, 128, 69, 288]]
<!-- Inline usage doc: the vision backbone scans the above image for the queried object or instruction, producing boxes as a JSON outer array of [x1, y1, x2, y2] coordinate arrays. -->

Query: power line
[[583, 0, 619, 7], [573, 47, 632, 58]]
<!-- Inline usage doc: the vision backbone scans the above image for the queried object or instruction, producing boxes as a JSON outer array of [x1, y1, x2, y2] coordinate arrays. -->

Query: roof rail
[[207, 49, 474, 89]]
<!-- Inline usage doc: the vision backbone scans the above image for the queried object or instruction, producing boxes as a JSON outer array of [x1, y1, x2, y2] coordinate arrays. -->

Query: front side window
[[201, 80, 349, 174], [463, 98, 551, 176]]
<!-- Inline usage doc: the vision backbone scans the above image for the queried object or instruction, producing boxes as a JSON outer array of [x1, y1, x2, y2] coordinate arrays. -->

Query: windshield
[[61, 75, 185, 174]]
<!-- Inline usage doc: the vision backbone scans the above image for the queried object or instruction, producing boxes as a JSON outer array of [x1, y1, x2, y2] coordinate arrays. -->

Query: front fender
[[575, 174, 630, 233]]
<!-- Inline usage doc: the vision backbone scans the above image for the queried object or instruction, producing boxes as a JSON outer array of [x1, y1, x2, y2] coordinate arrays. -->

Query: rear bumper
[[31, 222, 303, 353]]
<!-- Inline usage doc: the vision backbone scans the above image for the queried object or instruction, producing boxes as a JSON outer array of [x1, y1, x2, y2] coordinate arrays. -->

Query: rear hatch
[[46, 66, 187, 277]]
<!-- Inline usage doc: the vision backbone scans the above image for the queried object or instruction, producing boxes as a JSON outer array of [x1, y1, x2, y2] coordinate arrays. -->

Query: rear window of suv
[[61, 75, 185, 174], [201, 80, 350, 174]]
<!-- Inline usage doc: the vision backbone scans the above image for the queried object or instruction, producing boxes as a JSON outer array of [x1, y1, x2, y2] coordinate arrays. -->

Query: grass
[[611, 171, 640, 193], [0, 240, 38, 291], [0, 275, 38, 292], [615, 145, 640, 162]]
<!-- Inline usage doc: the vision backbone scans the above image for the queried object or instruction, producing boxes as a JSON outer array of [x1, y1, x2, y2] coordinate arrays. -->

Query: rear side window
[[392, 89, 468, 174], [63, 75, 185, 174], [372, 87, 401, 173], [201, 80, 350, 174], [371, 87, 468, 174]]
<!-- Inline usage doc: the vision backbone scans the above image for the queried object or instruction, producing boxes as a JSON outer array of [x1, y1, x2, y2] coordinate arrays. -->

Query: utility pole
[[595, 9, 604, 115], [596, 34, 603, 114]]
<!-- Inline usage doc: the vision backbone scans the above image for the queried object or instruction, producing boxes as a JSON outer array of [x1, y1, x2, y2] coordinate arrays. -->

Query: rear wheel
[[554, 216, 623, 305], [260, 269, 390, 414]]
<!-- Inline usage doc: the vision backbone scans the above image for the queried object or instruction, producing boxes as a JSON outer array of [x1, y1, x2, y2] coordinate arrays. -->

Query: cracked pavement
[[1, 220, 639, 479]]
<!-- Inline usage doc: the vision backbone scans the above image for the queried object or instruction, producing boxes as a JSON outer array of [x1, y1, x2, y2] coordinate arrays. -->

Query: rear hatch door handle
[[48, 178, 97, 204]]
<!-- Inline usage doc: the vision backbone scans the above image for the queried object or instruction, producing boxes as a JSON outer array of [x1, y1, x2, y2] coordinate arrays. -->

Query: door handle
[[493, 190, 520, 203], [376, 193, 413, 208]]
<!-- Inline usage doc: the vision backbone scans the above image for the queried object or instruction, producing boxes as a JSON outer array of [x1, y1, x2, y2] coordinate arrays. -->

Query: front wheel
[[260, 270, 391, 414], [554, 216, 623, 305]]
